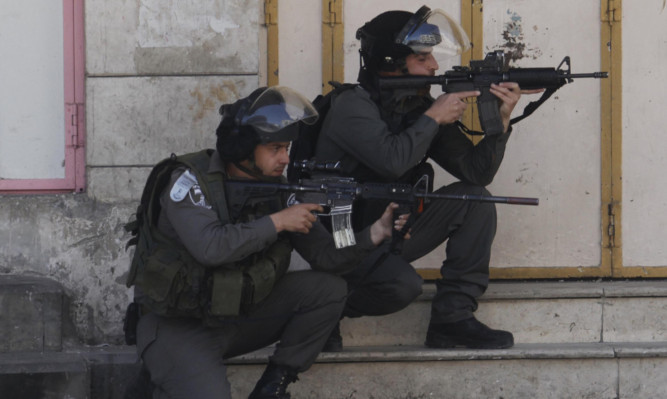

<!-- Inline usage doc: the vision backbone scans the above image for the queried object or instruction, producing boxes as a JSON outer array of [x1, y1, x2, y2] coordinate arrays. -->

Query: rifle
[[378, 50, 609, 136], [225, 160, 538, 249]]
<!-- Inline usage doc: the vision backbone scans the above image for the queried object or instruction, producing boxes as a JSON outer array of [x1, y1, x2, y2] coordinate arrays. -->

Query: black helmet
[[356, 5, 470, 75], [216, 86, 318, 162]]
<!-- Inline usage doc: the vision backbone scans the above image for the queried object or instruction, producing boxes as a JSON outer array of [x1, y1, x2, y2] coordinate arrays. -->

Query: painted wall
[[0, 0, 262, 344]]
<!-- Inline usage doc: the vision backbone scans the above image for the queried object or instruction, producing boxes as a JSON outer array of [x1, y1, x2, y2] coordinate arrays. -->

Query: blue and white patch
[[188, 185, 211, 209], [170, 170, 198, 202], [286, 193, 300, 207]]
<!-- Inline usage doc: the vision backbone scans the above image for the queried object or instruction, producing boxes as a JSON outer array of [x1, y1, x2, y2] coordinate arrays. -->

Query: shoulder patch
[[170, 169, 198, 202]]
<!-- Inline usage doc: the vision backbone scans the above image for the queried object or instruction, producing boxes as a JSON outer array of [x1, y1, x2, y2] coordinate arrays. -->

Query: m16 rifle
[[226, 160, 538, 249], [378, 50, 609, 136]]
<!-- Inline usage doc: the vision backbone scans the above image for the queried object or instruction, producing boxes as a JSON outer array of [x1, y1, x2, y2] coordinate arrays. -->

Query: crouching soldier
[[122, 86, 407, 399]]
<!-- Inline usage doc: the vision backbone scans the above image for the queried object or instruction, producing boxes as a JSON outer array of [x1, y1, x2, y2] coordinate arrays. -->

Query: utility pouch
[[210, 269, 245, 317], [143, 249, 183, 306], [140, 248, 202, 317], [244, 257, 276, 305]]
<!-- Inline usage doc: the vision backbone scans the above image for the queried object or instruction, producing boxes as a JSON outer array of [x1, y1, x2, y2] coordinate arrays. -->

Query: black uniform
[[136, 151, 381, 398], [315, 86, 509, 324]]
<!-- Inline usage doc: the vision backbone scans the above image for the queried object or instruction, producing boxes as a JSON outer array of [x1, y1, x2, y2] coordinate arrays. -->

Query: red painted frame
[[0, 0, 86, 193]]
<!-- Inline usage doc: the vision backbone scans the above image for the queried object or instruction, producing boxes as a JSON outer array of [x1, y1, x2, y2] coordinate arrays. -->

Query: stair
[[225, 280, 667, 399], [0, 275, 89, 398], [1, 277, 666, 398]]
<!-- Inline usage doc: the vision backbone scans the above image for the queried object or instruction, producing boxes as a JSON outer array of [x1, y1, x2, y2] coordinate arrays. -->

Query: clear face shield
[[395, 7, 470, 69], [241, 86, 318, 142]]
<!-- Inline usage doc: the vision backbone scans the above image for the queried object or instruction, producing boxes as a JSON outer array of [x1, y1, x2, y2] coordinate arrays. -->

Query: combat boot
[[425, 317, 514, 349], [248, 363, 299, 399], [321, 322, 343, 352]]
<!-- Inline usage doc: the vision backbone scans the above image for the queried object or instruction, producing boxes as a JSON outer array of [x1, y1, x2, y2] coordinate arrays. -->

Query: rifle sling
[[455, 85, 561, 136]]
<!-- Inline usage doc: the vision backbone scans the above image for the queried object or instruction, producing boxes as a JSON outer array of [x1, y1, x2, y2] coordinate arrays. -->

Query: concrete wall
[[0, 0, 262, 344]]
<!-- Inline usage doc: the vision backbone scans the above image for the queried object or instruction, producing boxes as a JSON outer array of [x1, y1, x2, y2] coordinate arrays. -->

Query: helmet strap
[[232, 160, 283, 183]]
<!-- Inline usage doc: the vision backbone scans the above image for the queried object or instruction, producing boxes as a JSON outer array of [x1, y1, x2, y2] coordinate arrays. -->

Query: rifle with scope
[[226, 160, 538, 248], [378, 50, 609, 136]]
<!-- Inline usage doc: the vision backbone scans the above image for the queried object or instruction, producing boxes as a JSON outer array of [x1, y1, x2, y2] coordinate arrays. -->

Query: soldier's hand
[[271, 203, 323, 234], [490, 82, 545, 132], [369, 203, 411, 245], [425, 90, 480, 125]]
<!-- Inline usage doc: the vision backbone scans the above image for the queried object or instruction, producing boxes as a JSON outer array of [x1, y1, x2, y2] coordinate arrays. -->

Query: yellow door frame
[[322, 0, 344, 94], [601, 0, 622, 278], [601, 0, 666, 278], [452, 0, 626, 280], [264, 0, 279, 86]]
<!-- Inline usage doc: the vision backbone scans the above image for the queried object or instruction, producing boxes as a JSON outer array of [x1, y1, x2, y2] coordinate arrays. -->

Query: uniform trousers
[[341, 182, 497, 324], [136, 271, 346, 399]]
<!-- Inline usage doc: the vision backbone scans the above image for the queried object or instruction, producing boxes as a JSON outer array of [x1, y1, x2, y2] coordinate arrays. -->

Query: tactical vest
[[125, 149, 292, 321]]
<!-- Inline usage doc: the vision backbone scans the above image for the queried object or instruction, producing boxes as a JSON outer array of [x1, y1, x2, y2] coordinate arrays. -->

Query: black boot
[[321, 322, 343, 352], [425, 317, 514, 349], [248, 363, 299, 399]]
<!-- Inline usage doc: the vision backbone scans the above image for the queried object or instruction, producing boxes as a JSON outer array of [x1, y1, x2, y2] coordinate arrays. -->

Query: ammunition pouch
[[138, 246, 206, 318], [136, 234, 292, 320], [208, 235, 292, 319]]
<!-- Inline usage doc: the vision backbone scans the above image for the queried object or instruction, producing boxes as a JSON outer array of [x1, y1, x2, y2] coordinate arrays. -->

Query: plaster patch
[[189, 81, 242, 121], [493, 10, 543, 65], [209, 17, 239, 34]]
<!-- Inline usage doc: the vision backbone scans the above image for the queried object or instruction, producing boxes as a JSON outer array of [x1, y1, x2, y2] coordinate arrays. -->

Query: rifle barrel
[[566, 72, 608, 79], [422, 192, 539, 206]]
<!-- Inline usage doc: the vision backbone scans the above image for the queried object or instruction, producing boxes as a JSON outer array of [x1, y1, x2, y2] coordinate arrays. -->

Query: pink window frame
[[0, 0, 86, 194]]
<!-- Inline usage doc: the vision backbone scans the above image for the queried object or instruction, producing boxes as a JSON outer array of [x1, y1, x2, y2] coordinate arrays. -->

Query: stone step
[[228, 341, 667, 399], [4, 342, 664, 399], [2, 280, 666, 398], [0, 275, 67, 353], [339, 280, 667, 347], [0, 351, 88, 399]]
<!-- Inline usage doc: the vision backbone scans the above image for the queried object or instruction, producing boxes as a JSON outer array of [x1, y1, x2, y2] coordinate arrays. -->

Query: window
[[0, 0, 85, 193]]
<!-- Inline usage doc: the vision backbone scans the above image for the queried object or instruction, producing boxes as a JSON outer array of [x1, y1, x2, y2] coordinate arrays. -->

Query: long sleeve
[[157, 170, 278, 267], [316, 86, 511, 187], [428, 124, 512, 187], [316, 87, 440, 180]]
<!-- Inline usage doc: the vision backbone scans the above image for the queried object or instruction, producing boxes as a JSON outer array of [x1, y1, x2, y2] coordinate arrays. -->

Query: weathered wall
[[0, 0, 262, 344]]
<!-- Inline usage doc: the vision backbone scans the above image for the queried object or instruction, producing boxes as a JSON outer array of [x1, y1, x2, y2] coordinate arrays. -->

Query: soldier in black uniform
[[314, 6, 543, 351], [124, 86, 408, 399]]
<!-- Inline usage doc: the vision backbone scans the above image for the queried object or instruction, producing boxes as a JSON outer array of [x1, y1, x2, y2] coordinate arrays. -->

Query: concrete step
[[0, 351, 88, 399], [2, 280, 666, 398], [4, 342, 664, 399], [339, 280, 667, 347], [0, 275, 67, 352], [228, 341, 667, 399]]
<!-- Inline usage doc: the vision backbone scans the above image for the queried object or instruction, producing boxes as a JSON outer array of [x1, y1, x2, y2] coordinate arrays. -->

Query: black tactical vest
[[125, 150, 293, 321]]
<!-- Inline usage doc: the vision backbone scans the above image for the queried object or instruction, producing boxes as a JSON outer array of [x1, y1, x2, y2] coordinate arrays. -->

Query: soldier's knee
[[390, 268, 423, 308], [306, 272, 348, 301]]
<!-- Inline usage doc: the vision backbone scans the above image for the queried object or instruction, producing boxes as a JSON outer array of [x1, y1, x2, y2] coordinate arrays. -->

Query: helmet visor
[[241, 86, 318, 134], [397, 8, 470, 57]]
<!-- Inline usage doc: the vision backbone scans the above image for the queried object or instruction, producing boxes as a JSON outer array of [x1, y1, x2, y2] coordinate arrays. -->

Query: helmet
[[356, 5, 470, 74], [216, 86, 318, 161]]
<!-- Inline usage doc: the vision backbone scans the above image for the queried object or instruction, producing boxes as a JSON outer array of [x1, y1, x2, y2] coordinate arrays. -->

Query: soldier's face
[[405, 51, 439, 76], [253, 142, 291, 178]]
